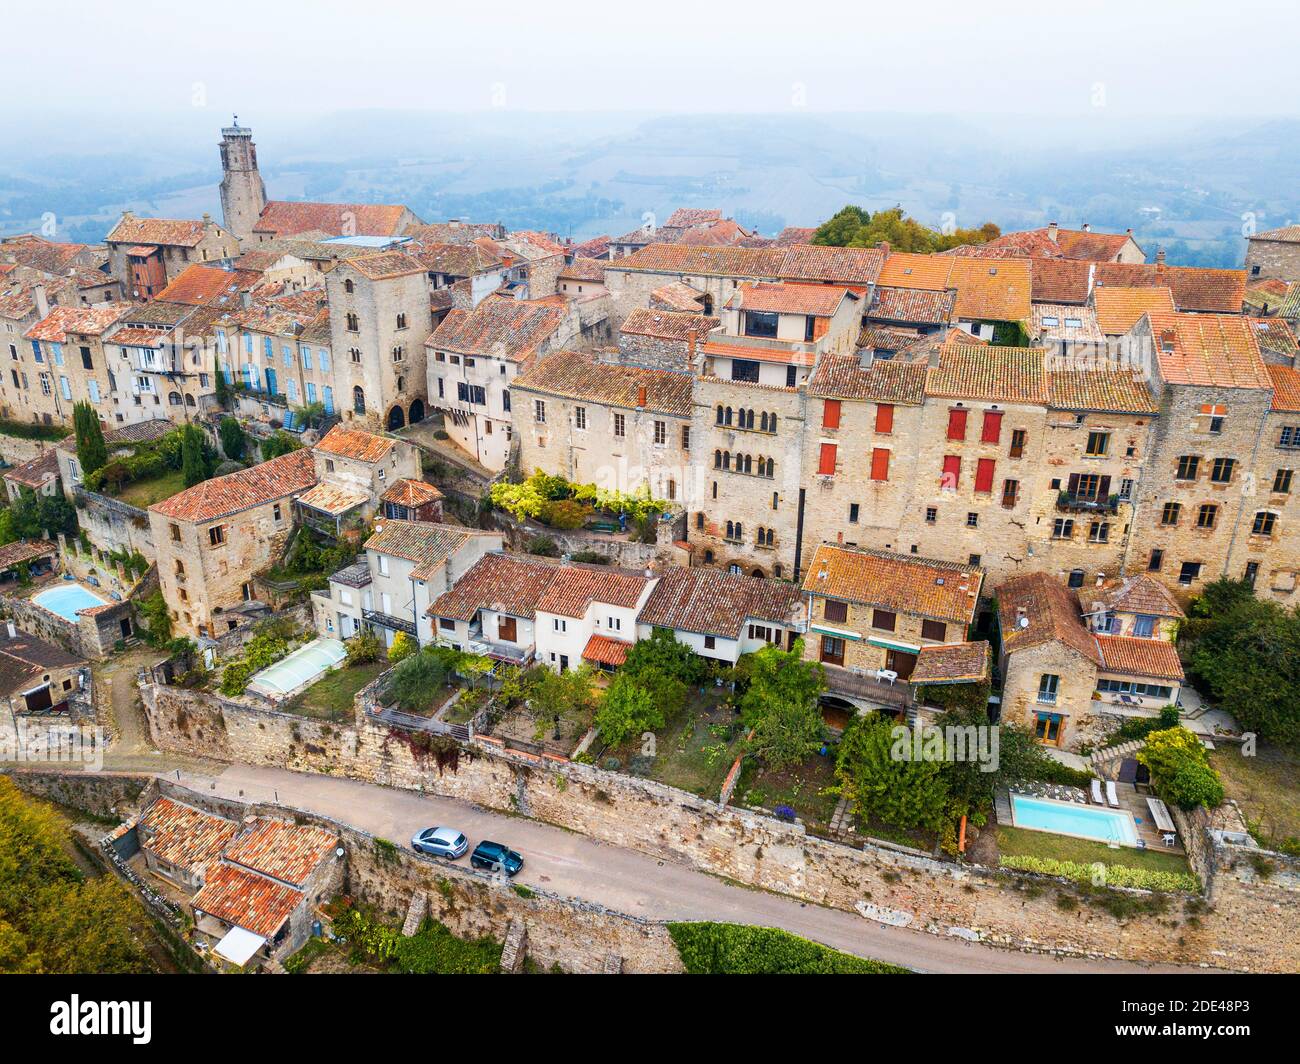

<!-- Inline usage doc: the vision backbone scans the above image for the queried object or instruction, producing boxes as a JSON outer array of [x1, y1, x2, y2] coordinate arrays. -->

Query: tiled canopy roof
[[191, 863, 303, 938], [911, 641, 992, 685], [315, 424, 395, 464], [511, 351, 693, 418], [150, 448, 316, 523], [802, 544, 982, 625]]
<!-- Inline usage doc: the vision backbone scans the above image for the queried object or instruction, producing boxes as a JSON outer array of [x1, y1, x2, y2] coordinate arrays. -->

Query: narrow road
[[177, 763, 1206, 974]]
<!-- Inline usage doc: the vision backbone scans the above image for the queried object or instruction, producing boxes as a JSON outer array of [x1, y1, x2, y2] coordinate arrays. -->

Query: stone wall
[[0, 432, 60, 467], [138, 681, 1300, 971], [3, 767, 151, 819]]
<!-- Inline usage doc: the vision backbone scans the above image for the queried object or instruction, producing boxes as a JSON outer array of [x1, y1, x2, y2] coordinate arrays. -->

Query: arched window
[[349, 347, 361, 364], [167, 391, 182, 405], [345, 312, 359, 331], [701, 294, 714, 315], [185, 394, 196, 406], [744, 409, 755, 430], [769, 413, 777, 432], [764, 528, 775, 547], [763, 457, 774, 478], [716, 404, 725, 425], [741, 454, 752, 474], [724, 406, 733, 426], [396, 376, 404, 392], [722, 451, 731, 470], [344, 279, 354, 294], [353, 386, 366, 414], [714, 449, 723, 468], [760, 411, 770, 432]]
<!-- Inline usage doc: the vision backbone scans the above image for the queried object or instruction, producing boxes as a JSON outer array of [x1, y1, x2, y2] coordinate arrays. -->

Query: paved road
[[177, 763, 1206, 974]]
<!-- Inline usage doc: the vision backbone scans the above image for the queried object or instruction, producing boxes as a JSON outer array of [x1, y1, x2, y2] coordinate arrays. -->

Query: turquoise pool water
[[32, 583, 109, 623], [1010, 793, 1139, 846], [246, 638, 347, 698]]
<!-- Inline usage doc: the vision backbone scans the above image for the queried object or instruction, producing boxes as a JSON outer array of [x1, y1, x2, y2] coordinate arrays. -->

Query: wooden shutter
[[947, 408, 967, 440], [975, 457, 995, 493], [981, 410, 1003, 443], [941, 454, 961, 488], [875, 403, 894, 433], [871, 447, 890, 481], [823, 398, 841, 429], [818, 442, 837, 475]]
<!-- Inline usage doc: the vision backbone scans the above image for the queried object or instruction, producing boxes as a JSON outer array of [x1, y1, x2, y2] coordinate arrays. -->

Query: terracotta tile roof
[[295, 482, 367, 517], [1252, 225, 1300, 243], [106, 215, 210, 247], [253, 201, 410, 239], [1030, 258, 1095, 304], [1079, 574, 1185, 620], [138, 797, 239, 875], [380, 479, 443, 507], [649, 281, 707, 311], [869, 286, 954, 325], [856, 324, 922, 352], [665, 209, 724, 228], [1248, 316, 1298, 360], [876, 252, 954, 290], [1032, 304, 1105, 344], [1052, 228, 1136, 261], [620, 307, 718, 342], [1094, 286, 1176, 335], [404, 221, 502, 245], [427, 298, 565, 361], [1280, 285, 1300, 321], [510, 230, 568, 256], [911, 641, 992, 685], [191, 863, 303, 938], [1268, 363, 1300, 412], [107, 326, 167, 348], [427, 552, 558, 622], [802, 544, 982, 625], [1149, 312, 1271, 390], [1048, 369, 1157, 414], [364, 520, 489, 581], [0, 617, 80, 672], [150, 448, 316, 523], [773, 226, 818, 246], [947, 257, 1032, 321], [3, 449, 61, 489], [61, 418, 173, 455], [1094, 263, 1246, 314], [511, 351, 693, 418], [698, 338, 816, 368], [537, 567, 649, 618], [315, 424, 395, 464], [1244, 278, 1290, 312], [637, 566, 802, 639], [777, 244, 884, 287], [24, 303, 132, 342], [611, 243, 787, 277], [897, 327, 986, 362], [807, 352, 927, 403], [0, 235, 96, 274], [570, 235, 611, 259], [558, 256, 607, 283], [155, 265, 261, 306], [582, 633, 632, 667], [728, 281, 854, 317], [998, 571, 1099, 664], [1096, 635, 1185, 681], [224, 818, 338, 887], [344, 252, 426, 280], [926, 344, 1049, 404], [408, 240, 501, 276]]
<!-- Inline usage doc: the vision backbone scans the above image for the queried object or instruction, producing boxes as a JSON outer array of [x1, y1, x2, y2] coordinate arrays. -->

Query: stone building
[[17, 302, 131, 425], [325, 252, 433, 433], [617, 307, 717, 371], [250, 201, 419, 244], [510, 350, 693, 501], [0, 621, 89, 726], [1245, 225, 1300, 283], [296, 424, 421, 533], [217, 120, 268, 243], [148, 448, 317, 638], [104, 213, 238, 300]]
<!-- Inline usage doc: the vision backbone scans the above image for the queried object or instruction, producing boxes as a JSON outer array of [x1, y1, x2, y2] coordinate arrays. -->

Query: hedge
[[667, 922, 910, 974], [999, 854, 1199, 893]]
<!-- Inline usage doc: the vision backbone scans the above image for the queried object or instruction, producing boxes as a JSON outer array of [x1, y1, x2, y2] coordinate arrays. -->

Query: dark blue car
[[470, 840, 523, 876]]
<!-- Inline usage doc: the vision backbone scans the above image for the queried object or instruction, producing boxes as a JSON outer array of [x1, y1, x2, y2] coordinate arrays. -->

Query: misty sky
[[3, 0, 1296, 122]]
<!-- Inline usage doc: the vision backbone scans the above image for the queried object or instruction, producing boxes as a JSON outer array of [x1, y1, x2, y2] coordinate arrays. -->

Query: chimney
[[1159, 328, 1176, 352], [636, 384, 647, 408], [202, 212, 211, 224], [877, 240, 890, 255], [240, 290, 252, 309], [1047, 222, 1059, 243], [1081, 222, 1092, 233], [34, 283, 49, 319], [1125, 228, 1133, 236], [1155, 248, 1166, 266], [1096, 573, 1105, 587], [6, 621, 15, 638]]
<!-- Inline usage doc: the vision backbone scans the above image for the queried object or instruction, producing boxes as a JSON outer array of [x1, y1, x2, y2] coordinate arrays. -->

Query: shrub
[[387, 631, 418, 664], [218, 416, 247, 460], [344, 631, 383, 667], [525, 535, 558, 557], [1138, 726, 1224, 809], [569, 550, 610, 565], [998, 854, 1199, 893], [383, 648, 453, 712], [540, 498, 588, 529], [668, 922, 908, 974], [595, 673, 665, 746]]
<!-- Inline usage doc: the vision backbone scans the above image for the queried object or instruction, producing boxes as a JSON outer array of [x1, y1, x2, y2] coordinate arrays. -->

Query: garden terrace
[[280, 659, 388, 722]]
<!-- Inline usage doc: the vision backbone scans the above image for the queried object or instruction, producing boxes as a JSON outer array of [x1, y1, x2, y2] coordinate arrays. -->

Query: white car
[[411, 826, 468, 859]]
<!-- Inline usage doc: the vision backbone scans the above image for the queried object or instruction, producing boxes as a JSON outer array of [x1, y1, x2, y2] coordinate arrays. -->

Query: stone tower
[[218, 117, 267, 243]]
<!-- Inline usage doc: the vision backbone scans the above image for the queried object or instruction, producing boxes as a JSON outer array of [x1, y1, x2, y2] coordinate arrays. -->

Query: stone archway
[[386, 404, 406, 431], [408, 398, 425, 424], [750, 567, 765, 578]]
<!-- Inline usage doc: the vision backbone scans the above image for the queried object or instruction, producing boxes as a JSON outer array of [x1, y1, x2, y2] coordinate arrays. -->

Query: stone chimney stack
[[34, 283, 49, 320], [1047, 221, 1059, 243]]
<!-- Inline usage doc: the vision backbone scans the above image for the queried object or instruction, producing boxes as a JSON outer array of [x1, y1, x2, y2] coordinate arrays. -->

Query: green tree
[[525, 664, 596, 738], [623, 627, 707, 686], [738, 639, 826, 770], [595, 672, 665, 746], [383, 648, 452, 712], [835, 713, 950, 832], [812, 205, 870, 247], [261, 430, 302, 461], [180, 423, 210, 488], [387, 631, 418, 664], [136, 591, 173, 646], [811, 203, 999, 254], [218, 416, 247, 461], [214, 356, 233, 408], [1137, 726, 1224, 809], [72, 401, 107, 477]]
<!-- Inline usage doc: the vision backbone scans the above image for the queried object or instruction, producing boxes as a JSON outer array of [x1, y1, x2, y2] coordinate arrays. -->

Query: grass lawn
[[111, 468, 189, 509], [734, 749, 839, 832], [281, 661, 387, 721], [1209, 743, 1300, 853], [599, 692, 743, 798], [996, 825, 1193, 876]]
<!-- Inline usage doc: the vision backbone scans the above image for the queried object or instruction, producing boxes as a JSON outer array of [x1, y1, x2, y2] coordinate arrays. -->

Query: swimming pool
[[246, 638, 347, 699], [1010, 793, 1139, 846], [32, 583, 109, 623]]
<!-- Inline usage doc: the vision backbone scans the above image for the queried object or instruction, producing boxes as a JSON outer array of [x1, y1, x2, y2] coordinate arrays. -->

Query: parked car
[[470, 840, 523, 876], [411, 826, 468, 859]]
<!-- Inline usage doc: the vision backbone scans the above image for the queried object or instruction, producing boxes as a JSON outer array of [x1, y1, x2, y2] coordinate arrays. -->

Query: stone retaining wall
[[138, 682, 1300, 972]]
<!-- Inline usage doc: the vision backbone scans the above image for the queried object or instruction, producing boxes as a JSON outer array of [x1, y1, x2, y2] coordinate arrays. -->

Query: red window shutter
[[818, 442, 837, 475], [941, 454, 961, 489], [947, 408, 967, 440], [875, 403, 894, 433], [870, 447, 890, 481], [975, 457, 995, 493], [981, 410, 1003, 443], [823, 399, 841, 429]]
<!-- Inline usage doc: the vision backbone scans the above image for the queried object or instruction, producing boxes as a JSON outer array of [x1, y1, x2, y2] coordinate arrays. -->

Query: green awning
[[811, 624, 861, 641], [867, 636, 921, 654]]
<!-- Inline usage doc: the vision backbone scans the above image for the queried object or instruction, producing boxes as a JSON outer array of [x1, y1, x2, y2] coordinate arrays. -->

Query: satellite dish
[[1018, 617, 1029, 629]]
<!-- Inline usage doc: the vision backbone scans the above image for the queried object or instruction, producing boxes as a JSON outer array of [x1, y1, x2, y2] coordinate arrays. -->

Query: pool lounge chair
[[1090, 779, 1105, 804], [1105, 780, 1120, 808]]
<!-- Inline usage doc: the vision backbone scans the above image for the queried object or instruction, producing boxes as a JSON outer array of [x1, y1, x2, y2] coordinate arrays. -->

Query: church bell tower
[[219, 117, 267, 243]]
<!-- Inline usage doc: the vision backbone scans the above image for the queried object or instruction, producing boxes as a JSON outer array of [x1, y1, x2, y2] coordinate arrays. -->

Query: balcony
[[1056, 491, 1120, 515], [329, 561, 371, 589], [362, 608, 417, 636], [822, 663, 912, 709], [467, 638, 534, 665]]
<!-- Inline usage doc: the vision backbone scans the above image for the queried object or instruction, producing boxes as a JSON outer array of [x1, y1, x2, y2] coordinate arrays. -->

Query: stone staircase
[[993, 789, 1013, 824], [499, 919, 528, 973], [401, 891, 427, 937], [602, 952, 624, 974], [828, 796, 856, 842], [1091, 739, 1144, 778]]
